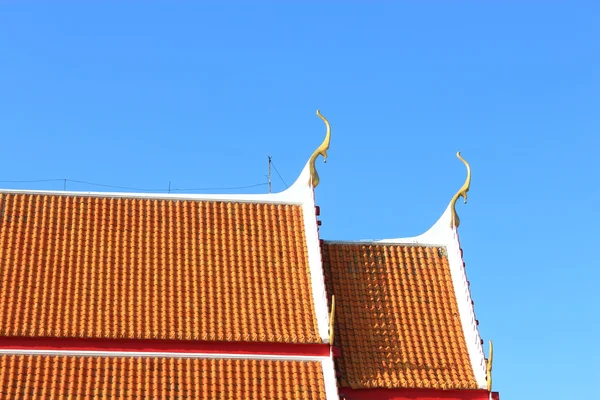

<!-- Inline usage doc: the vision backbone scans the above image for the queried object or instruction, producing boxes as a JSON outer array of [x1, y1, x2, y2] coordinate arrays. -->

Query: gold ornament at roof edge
[[309, 110, 331, 188], [329, 295, 335, 345], [487, 340, 493, 391], [450, 151, 471, 227]]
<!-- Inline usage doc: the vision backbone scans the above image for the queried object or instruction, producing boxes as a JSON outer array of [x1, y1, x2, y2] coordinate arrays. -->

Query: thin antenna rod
[[168, 181, 171, 194], [267, 155, 272, 193]]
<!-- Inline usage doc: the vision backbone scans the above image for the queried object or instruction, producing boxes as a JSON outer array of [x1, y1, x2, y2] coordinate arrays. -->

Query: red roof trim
[[0, 337, 331, 357], [339, 388, 499, 400]]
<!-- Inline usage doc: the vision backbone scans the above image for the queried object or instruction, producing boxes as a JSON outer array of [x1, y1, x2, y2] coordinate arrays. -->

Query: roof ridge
[[0, 188, 305, 205], [321, 239, 445, 248], [0, 110, 333, 206], [367, 152, 472, 246]]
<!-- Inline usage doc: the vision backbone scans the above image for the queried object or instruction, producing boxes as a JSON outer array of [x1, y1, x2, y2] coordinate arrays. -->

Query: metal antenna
[[267, 155, 272, 193]]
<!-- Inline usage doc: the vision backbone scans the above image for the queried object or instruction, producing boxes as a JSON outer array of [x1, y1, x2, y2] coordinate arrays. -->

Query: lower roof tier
[[0, 354, 327, 400], [322, 242, 478, 390]]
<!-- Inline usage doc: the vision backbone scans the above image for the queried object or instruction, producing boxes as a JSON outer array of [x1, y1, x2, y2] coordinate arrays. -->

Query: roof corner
[[276, 109, 331, 200], [375, 151, 472, 246], [445, 223, 488, 389]]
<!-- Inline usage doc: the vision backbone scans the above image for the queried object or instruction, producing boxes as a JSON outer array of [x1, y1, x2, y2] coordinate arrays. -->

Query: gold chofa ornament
[[308, 110, 331, 188], [450, 151, 471, 227], [486, 340, 494, 391]]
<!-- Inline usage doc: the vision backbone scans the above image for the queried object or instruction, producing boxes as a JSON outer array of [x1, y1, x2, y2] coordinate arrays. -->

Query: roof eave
[[338, 387, 499, 400]]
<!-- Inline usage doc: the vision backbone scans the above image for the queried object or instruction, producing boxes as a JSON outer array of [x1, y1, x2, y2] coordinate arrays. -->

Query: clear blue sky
[[1, 3, 598, 398]]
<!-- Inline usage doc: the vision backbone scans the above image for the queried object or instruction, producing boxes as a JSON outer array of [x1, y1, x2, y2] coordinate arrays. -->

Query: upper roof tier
[[0, 110, 334, 345], [0, 192, 322, 343]]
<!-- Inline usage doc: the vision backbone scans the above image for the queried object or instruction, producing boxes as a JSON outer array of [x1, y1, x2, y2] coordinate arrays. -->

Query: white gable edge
[[321, 351, 340, 400], [372, 205, 488, 389], [294, 163, 331, 343]]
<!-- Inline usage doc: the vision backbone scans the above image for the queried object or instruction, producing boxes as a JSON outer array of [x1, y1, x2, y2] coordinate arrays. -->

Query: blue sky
[[1, 2, 599, 398]]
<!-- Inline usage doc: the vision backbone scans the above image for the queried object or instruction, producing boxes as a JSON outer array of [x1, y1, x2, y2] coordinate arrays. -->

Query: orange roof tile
[[0, 354, 327, 399], [323, 242, 478, 390], [0, 192, 320, 343]]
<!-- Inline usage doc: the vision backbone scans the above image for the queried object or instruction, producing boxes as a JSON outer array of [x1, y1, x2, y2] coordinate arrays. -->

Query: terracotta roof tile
[[323, 242, 478, 390], [0, 193, 320, 343], [0, 354, 326, 399]]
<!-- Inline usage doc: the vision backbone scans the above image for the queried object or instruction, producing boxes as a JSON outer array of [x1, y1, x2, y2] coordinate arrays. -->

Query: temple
[[0, 110, 499, 399]]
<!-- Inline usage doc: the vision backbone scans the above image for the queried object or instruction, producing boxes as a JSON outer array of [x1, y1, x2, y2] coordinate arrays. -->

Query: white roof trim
[[323, 239, 441, 248], [0, 163, 314, 205], [376, 204, 488, 389], [372, 202, 456, 246], [446, 226, 488, 389], [333, 205, 458, 247], [321, 351, 340, 400], [0, 188, 304, 205], [0, 348, 331, 362], [294, 162, 332, 343]]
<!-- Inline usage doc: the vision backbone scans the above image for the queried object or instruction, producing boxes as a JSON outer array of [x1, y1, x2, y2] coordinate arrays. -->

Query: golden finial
[[329, 295, 336, 345], [486, 340, 494, 391], [450, 151, 471, 227], [308, 110, 331, 187]]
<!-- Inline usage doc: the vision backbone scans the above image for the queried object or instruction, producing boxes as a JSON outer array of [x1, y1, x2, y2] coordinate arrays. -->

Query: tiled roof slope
[[0, 192, 320, 343], [0, 354, 326, 400], [322, 242, 478, 390]]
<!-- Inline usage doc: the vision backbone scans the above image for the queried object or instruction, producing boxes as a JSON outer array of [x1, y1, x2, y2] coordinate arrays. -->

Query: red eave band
[[339, 388, 500, 400], [0, 337, 331, 357]]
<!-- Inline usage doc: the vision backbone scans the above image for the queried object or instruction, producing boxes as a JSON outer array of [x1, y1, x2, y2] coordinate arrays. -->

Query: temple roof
[[0, 111, 497, 399]]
